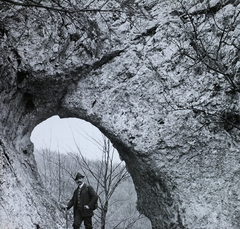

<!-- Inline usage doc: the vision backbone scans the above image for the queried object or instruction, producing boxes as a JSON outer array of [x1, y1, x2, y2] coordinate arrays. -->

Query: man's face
[[76, 177, 83, 185]]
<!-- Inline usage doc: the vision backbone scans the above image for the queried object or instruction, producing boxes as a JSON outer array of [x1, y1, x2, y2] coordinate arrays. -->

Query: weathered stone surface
[[0, 1, 240, 228]]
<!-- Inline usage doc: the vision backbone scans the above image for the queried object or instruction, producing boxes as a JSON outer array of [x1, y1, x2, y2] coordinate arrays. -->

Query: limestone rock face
[[0, 1, 240, 228]]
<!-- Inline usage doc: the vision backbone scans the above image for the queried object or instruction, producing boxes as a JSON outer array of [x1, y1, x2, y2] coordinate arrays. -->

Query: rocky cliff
[[0, 0, 240, 228]]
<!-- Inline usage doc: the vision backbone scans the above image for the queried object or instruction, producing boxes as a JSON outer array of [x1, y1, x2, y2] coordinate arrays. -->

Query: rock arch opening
[[30, 115, 151, 229]]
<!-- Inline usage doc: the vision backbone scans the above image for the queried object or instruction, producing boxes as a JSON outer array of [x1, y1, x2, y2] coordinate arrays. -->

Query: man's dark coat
[[67, 183, 98, 217]]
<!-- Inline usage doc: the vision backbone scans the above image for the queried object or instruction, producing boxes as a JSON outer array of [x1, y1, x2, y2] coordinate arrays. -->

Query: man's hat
[[74, 172, 85, 180]]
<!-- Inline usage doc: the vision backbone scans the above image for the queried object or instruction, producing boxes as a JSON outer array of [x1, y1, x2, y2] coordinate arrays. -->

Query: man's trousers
[[73, 208, 93, 229]]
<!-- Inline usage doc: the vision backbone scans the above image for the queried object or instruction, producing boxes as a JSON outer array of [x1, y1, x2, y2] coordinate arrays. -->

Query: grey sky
[[31, 115, 120, 162]]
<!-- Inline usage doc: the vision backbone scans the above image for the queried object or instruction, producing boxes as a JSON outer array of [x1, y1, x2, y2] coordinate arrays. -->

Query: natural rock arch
[[0, 1, 240, 229]]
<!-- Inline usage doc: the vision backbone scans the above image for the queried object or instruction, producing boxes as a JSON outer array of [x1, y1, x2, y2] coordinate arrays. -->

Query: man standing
[[67, 172, 98, 229]]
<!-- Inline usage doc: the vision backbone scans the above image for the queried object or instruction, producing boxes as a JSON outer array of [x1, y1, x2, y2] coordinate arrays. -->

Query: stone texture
[[0, 1, 240, 228]]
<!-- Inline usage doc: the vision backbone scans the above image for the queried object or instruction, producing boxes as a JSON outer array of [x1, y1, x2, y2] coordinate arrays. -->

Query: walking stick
[[65, 207, 68, 229]]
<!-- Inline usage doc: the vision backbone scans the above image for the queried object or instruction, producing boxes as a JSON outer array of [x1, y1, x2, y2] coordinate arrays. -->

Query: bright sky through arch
[[30, 115, 120, 163]]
